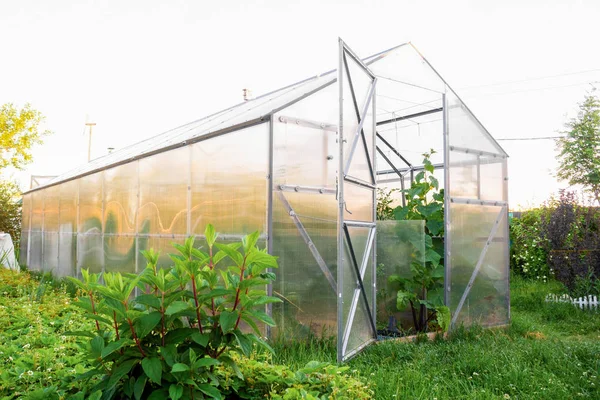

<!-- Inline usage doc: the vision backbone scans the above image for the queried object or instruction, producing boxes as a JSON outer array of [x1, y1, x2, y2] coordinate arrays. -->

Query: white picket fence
[[545, 293, 599, 310]]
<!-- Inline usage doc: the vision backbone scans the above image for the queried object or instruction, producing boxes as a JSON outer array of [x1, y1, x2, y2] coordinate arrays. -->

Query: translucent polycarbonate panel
[[29, 232, 42, 271], [274, 82, 338, 130], [343, 182, 373, 222], [376, 220, 425, 329], [59, 179, 78, 233], [137, 236, 186, 271], [19, 232, 28, 266], [479, 158, 506, 201], [77, 234, 103, 274], [376, 115, 444, 167], [448, 150, 506, 201], [104, 162, 138, 236], [43, 186, 59, 232], [138, 148, 189, 236], [341, 226, 374, 358], [367, 44, 446, 94], [191, 125, 268, 236], [42, 232, 59, 272], [448, 203, 509, 327], [31, 190, 43, 232], [270, 191, 338, 339], [446, 90, 506, 155], [273, 117, 337, 189], [58, 233, 77, 277], [342, 67, 371, 184], [79, 172, 103, 235], [22, 194, 31, 234], [104, 235, 136, 274]]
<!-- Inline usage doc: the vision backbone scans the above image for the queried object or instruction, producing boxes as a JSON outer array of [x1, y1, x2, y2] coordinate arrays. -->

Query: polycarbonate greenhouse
[[20, 40, 510, 362]]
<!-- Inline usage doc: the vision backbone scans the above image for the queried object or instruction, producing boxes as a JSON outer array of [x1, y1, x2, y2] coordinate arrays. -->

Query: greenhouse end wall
[[20, 123, 270, 276]]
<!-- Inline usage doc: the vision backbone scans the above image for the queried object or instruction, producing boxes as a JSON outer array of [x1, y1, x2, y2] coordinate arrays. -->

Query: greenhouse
[[20, 40, 509, 362]]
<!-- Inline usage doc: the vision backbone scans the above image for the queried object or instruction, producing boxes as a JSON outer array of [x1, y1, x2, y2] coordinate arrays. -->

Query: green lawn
[[272, 277, 600, 399], [1, 269, 599, 399]]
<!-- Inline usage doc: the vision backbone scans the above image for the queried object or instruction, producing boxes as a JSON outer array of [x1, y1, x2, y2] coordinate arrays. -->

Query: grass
[[271, 276, 600, 399]]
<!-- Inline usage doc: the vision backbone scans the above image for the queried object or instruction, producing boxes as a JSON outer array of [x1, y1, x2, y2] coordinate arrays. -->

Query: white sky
[[1, 0, 599, 209]]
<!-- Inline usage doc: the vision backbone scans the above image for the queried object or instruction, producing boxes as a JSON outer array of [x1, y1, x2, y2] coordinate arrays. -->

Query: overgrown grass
[[272, 276, 600, 399]]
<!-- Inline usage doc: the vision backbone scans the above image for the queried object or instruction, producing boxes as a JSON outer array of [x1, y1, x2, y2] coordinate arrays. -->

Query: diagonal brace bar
[[451, 206, 507, 326], [341, 226, 376, 354], [277, 191, 337, 292], [342, 224, 377, 336]]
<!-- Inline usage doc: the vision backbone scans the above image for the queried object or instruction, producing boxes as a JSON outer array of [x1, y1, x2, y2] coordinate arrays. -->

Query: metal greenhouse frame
[[20, 39, 510, 362]]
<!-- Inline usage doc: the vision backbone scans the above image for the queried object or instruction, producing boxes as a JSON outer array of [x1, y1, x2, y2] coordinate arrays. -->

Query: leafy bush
[[217, 354, 372, 399], [0, 180, 21, 245], [539, 191, 600, 295], [509, 209, 550, 281], [67, 225, 281, 399], [0, 268, 94, 400], [0, 250, 372, 400]]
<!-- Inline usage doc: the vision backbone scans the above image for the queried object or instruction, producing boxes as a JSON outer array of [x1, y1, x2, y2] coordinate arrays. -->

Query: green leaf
[[198, 383, 223, 400], [107, 359, 138, 390], [171, 363, 190, 373], [232, 330, 253, 356], [205, 224, 218, 248], [215, 243, 244, 267], [147, 389, 169, 400], [134, 375, 147, 400], [141, 357, 162, 385], [396, 290, 415, 311], [164, 328, 197, 345], [416, 203, 442, 218], [165, 301, 191, 316], [160, 345, 178, 367], [101, 338, 130, 359], [220, 310, 238, 333], [415, 171, 425, 182], [135, 311, 162, 339], [191, 332, 209, 347], [426, 219, 444, 236], [88, 391, 102, 400], [169, 384, 184, 400], [425, 248, 442, 267], [247, 310, 276, 327], [242, 230, 261, 254], [135, 294, 161, 309], [393, 206, 410, 221], [193, 357, 220, 370], [90, 335, 104, 356]]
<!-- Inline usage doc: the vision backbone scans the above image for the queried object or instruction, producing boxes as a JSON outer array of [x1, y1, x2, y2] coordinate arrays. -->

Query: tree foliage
[[0, 180, 21, 243], [556, 95, 600, 204], [0, 103, 50, 170]]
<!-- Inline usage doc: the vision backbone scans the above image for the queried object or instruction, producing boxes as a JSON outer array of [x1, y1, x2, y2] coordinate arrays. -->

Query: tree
[[556, 95, 600, 204], [0, 103, 50, 170], [0, 180, 21, 243]]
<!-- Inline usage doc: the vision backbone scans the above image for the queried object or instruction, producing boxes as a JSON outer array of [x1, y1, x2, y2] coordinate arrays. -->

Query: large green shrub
[[509, 209, 550, 281], [67, 225, 281, 399]]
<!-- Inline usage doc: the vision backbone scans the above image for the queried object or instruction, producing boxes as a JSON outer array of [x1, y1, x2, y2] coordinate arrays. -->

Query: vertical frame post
[[502, 158, 510, 320], [442, 92, 451, 309], [371, 84, 377, 327], [266, 116, 274, 338], [336, 38, 346, 364]]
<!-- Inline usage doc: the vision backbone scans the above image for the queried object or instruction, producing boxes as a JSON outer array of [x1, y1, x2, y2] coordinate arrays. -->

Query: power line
[[496, 136, 564, 141]]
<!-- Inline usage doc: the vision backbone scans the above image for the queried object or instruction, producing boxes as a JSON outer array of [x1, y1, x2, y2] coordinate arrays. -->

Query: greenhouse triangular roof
[[29, 42, 506, 193]]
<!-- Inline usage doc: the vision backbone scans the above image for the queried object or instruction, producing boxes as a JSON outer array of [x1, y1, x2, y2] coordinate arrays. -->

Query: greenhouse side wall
[[445, 90, 510, 327], [21, 123, 269, 278]]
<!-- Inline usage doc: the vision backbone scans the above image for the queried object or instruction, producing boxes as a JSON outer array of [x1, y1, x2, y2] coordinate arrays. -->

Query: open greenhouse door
[[337, 39, 378, 362]]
